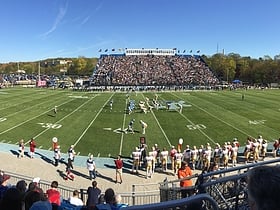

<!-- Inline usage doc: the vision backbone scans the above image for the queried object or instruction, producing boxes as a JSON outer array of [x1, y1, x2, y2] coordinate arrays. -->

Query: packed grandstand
[[92, 48, 219, 87]]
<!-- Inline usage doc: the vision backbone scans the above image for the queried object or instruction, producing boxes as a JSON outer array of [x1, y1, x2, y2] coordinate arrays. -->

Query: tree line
[[1, 53, 280, 85]]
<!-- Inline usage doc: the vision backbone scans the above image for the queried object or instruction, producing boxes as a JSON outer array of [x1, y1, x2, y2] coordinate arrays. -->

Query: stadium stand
[[92, 48, 219, 87]]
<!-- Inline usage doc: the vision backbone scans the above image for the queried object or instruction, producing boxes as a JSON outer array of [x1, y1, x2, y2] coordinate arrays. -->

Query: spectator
[[0, 172, 10, 200], [24, 190, 48, 210], [68, 189, 84, 206], [0, 187, 23, 210], [16, 179, 27, 205], [115, 194, 128, 208], [247, 165, 280, 210], [177, 161, 193, 198], [86, 180, 101, 210], [46, 181, 61, 208], [30, 200, 52, 210], [94, 188, 116, 210]]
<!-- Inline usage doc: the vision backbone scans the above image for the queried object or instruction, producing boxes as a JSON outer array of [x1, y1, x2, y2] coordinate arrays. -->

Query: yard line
[[119, 94, 128, 155], [171, 92, 252, 137], [72, 93, 114, 147], [1, 96, 59, 119], [0, 99, 74, 136], [178, 111, 216, 145], [33, 95, 98, 139], [141, 93, 172, 147]]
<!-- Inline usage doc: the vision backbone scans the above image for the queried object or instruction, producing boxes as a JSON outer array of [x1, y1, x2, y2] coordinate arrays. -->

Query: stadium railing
[[6, 158, 280, 209]]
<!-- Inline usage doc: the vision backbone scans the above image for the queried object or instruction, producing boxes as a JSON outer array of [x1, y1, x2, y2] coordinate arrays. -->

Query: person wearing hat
[[0, 173, 11, 200], [87, 154, 96, 180]]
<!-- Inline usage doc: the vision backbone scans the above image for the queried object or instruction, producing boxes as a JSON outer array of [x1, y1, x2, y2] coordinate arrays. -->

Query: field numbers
[[186, 124, 206, 130], [249, 120, 266, 125], [38, 123, 62, 129], [0, 117, 7, 122]]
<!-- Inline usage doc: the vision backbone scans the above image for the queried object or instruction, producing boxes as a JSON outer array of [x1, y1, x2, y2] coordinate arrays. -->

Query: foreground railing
[[124, 193, 219, 210], [159, 158, 280, 209]]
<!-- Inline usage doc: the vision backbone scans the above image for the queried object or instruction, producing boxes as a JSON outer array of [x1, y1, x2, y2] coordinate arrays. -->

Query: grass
[[0, 87, 280, 158]]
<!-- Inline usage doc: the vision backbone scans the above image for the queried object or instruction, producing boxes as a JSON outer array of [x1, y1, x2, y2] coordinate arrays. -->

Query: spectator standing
[[177, 161, 193, 198], [114, 155, 123, 184], [46, 181, 61, 208], [87, 155, 96, 180], [86, 181, 101, 210], [29, 138, 36, 158], [68, 190, 84, 206]]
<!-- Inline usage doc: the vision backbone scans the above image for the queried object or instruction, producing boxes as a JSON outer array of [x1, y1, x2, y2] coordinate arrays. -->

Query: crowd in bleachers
[[0, 170, 127, 210], [93, 55, 219, 86]]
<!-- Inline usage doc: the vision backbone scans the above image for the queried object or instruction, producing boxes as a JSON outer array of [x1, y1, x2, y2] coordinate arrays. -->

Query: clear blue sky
[[0, 0, 279, 63]]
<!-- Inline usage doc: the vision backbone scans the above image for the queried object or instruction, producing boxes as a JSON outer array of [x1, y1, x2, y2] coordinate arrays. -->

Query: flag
[[183, 50, 186, 53], [98, 49, 102, 52], [112, 48, 115, 51], [196, 50, 200, 53], [189, 50, 192, 53], [105, 49, 108, 52], [173, 47, 177, 50]]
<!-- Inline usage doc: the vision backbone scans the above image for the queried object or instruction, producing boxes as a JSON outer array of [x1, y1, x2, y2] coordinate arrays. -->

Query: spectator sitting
[[46, 181, 61, 208], [68, 189, 84, 206], [115, 194, 128, 208], [247, 165, 280, 210], [30, 200, 52, 210], [24, 190, 48, 210], [0, 187, 23, 210], [0, 172, 11, 200], [94, 188, 116, 210]]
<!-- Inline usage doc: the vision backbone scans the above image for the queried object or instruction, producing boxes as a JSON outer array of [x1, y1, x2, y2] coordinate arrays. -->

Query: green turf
[[0, 88, 279, 157]]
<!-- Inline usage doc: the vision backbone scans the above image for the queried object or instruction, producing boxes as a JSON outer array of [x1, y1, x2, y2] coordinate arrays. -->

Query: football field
[[0, 87, 280, 158]]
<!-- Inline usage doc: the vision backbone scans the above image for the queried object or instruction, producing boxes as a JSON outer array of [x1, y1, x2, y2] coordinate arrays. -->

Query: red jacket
[[46, 188, 61, 205]]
